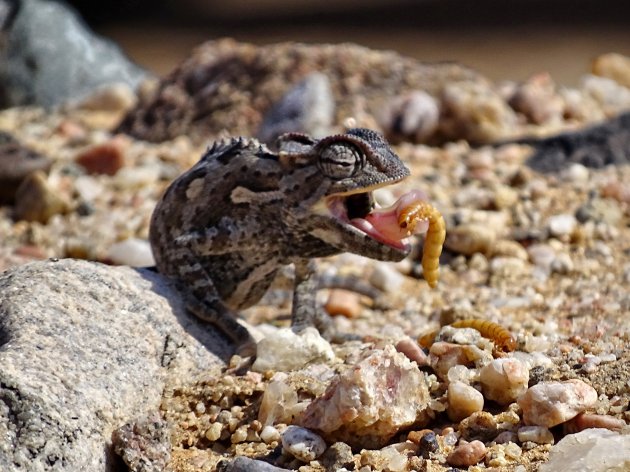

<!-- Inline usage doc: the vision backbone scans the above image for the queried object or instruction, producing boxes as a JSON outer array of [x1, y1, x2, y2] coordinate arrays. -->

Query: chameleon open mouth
[[326, 189, 430, 250]]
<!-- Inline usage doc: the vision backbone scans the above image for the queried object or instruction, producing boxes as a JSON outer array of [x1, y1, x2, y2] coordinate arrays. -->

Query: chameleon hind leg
[[175, 249, 257, 357]]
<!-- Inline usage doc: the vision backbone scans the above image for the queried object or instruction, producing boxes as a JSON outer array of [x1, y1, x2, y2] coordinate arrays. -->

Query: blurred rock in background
[[0, 0, 150, 108], [59, 0, 630, 86]]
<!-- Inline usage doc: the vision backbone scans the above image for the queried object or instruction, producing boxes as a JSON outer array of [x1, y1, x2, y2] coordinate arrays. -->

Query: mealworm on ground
[[450, 319, 517, 352], [417, 319, 516, 353], [398, 201, 446, 288], [418, 328, 440, 348]]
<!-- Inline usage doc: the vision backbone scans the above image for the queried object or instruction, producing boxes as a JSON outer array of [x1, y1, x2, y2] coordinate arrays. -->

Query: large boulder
[[0, 258, 230, 471], [0, 0, 149, 108]]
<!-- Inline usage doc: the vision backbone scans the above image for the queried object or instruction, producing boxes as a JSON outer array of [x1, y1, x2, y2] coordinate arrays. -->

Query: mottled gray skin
[[150, 128, 410, 354]]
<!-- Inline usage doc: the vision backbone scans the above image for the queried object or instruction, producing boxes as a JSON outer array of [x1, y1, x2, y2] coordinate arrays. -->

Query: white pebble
[[447, 365, 475, 384], [551, 252, 574, 274], [479, 358, 529, 405], [252, 327, 335, 372], [562, 163, 589, 183], [518, 425, 554, 444], [518, 379, 598, 427], [528, 246, 554, 268], [378, 444, 409, 472], [107, 238, 155, 267], [260, 425, 281, 444], [547, 214, 578, 238], [369, 262, 406, 293], [281, 425, 326, 462], [447, 381, 484, 422], [540, 428, 630, 472]]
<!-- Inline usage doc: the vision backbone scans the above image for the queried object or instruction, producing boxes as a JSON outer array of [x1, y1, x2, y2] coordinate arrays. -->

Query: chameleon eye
[[318, 143, 364, 179]]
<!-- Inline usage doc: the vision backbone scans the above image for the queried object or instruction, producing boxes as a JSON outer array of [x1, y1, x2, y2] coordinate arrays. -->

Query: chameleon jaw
[[324, 189, 429, 252]]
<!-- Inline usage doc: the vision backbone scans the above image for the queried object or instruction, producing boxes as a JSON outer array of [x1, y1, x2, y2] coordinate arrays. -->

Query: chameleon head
[[278, 128, 425, 262]]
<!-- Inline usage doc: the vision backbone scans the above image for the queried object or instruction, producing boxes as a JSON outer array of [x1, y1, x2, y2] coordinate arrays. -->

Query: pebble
[[447, 365, 475, 384], [489, 256, 529, 279], [57, 119, 87, 141], [231, 425, 249, 444], [547, 214, 578, 238], [260, 425, 281, 444], [395, 337, 430, 366], [252, 327, 335, 373], [527, 243, 556, 271], [447, 381, 484, 422], [560, 87, 604, 121], [517, 425, 554, 445], [107, 238, 155, 267], [76, 83, 138, 112], [458, 411, 498, 442], [446, 440, 487, 468], [369, 262, 405, 293], [491, 239, 529, 260], [258, 378, 298, 427], [381, 90, 440, 142], [581, 75, 630, 113], [281, 425, 326, 462], [562, 163, 590, 183], [600, 179, 630, 204], [540, 429, 630, 472], [258, 72, 334, 143], [223, 456, 292, 472], [563, 413, 628, 434], [453, 186, 495, 209], [518, 379, 599, 427], [0, 131, 52, 204], [479, 358, 529, 405], [381, 443, 414, 472], [486, 442, 523, 467], [298, 345, 430, 449], [508, 72, 564, 124], [445, 223, 496, 256], [440, 81, 518, 143], [75, 140, 125, 175], [415, 431, 440, 458], [494, 431, 518, 444], [13, 171, 68, 223], [205, 422, 223, 442], [429, 341, 490, 380], [592, 52, 630, 88], [324, 289, 362, 318], [74, 175, 104, 202], [319, 442, 355, 471]]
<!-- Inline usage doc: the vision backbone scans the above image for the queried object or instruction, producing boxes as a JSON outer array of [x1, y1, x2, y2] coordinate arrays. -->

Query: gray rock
[[111, 412, 171, 472], [0, 258, 231, 471], [539, 429, 630, 472], [0, 0, 149, 108], [220, 456, 291, 472], [258, 72, 334, 145], [526, 111, 630, 172], [320, 442, 355, 472]]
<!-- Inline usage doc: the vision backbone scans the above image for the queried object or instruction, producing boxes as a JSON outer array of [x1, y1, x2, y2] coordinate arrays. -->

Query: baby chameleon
[[150, 128, 431, 355]]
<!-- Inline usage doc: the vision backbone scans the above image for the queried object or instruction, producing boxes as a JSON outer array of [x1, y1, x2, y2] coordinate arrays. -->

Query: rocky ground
[[1, 37, 630, 472]]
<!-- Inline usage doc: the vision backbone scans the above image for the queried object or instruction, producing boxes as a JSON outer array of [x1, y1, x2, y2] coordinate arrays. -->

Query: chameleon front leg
[[291, 259, 334, 338]]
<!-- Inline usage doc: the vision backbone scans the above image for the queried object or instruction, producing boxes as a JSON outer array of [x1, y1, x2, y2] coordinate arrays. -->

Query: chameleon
[[150, 128, 430, 355]]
